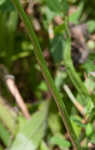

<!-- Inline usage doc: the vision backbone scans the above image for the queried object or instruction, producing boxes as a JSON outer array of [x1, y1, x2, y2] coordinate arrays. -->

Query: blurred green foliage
[[0, 0, 95, 150]]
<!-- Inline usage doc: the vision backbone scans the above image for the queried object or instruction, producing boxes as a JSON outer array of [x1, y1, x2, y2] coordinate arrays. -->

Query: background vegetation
[[0, 0, 95, 149]]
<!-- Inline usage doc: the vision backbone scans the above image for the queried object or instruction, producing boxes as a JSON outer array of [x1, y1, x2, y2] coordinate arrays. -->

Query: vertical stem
[[63, 19, 91, 104], [11, 0, 81, 149]]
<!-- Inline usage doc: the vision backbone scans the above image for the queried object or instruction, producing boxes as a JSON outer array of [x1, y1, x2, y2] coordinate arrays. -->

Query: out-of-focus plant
[[0, 0, 95, 150]]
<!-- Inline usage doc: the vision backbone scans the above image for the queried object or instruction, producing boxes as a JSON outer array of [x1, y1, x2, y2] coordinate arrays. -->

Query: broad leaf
[[10, 101, 49, 150]]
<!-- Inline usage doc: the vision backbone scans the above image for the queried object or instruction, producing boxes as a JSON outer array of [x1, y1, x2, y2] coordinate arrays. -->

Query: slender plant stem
[[11, 0, 81, 149], [63, 19, 92, 105]]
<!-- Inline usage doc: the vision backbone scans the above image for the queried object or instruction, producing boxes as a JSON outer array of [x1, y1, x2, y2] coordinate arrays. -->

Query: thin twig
[[64, 84, 85, 116], [5, 75, 30, 119], [0, 65, 30, 120]]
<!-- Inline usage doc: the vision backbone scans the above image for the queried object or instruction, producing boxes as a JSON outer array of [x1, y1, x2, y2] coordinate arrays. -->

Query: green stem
[[63, 19, 91, 105], [11, 0, 81, 149]]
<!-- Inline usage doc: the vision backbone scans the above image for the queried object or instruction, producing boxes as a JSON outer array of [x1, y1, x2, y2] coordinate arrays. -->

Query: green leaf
[[48, 113, 62, 134], [0, 97, 17, 135], [87, 20, 95, 33], [0, 0, 6, 5], [46, 0, 61, 13], [0, 10, 18, 65], [0, 121, 11, 146], [69, 1, 84, 24], [10, 101, 49, 150], [48, 101, 62, 135], [7, 11, 18, 32], [54, 24, 65, 34], [85, 123, 93, 137], [55, 71, 67, 90], [71, 116, 82, 137], [50, 34, 65, 64], [67, 0, 77, 3], [38, 81, 48, 92], [82, 53, 95, 73], [40, 141, 49, 150], [46, 0, 69, 14], [50, 135, 71, 148], [90, 134, 95, 144]]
